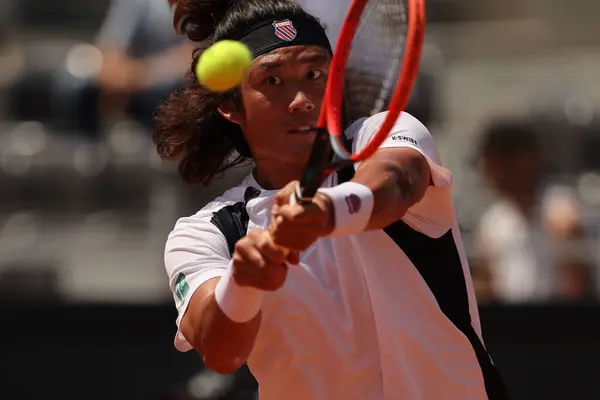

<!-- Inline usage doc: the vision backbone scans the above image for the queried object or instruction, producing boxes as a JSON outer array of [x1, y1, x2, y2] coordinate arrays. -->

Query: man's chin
[[259, 150, 311, 169], [281, 152, 312, 167]]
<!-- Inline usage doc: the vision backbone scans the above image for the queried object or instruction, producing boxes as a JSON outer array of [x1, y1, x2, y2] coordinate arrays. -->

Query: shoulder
[[345, 111, 440, 164], [345, 111, 430, 140], [167, 182, 251, 252]]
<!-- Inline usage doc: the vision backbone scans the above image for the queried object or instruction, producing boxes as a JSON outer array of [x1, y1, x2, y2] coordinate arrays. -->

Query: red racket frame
[[296, 0, 426, 201]]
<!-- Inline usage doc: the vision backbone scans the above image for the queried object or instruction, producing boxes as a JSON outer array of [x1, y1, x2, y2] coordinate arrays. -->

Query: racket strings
[[343, 0, 409, 125]]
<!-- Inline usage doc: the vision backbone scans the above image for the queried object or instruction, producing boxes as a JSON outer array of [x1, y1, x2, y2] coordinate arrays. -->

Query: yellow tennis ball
[[195, 40, 252, 92]]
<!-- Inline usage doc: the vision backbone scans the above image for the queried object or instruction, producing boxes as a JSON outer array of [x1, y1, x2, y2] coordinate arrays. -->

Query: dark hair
[[478, 119, 539, 160], [154, 0, 320, 185]]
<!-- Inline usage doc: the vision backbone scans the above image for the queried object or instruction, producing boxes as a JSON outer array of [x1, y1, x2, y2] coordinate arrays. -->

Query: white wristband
[[318, 181, 374, 237], [214, 262, 264, 323]]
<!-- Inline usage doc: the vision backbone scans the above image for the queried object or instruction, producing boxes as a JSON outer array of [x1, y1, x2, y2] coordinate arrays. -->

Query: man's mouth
[[288, 126, 317, 134]]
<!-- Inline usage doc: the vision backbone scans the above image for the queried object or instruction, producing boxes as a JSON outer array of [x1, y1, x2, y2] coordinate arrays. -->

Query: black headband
[[232, 16, 332, 58]]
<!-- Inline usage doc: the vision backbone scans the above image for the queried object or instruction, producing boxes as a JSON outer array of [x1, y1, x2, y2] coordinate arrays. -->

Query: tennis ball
[[195, 40, 252, 92]]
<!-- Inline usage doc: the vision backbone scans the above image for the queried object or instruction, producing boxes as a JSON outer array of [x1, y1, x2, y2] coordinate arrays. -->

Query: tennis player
[[157, 1, 509, 399]]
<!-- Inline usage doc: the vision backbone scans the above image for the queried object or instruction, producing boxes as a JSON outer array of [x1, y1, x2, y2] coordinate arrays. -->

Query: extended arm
[[270, 112, 453, 250], [170, 221, 292, 374], [180, 277, 262, 374]]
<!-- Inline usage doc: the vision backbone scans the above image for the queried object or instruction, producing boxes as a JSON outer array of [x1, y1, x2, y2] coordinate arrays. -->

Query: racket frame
[[296, 0, 426, 203]]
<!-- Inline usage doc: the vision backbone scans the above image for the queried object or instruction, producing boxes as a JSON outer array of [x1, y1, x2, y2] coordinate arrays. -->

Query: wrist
[[313, 193, 336, 236], [214, 262, 264, 323], [317, 181, 374, 237]]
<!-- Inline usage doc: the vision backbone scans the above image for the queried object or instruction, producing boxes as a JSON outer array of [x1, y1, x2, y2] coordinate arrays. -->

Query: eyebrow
[[256, 52, 330, 71]]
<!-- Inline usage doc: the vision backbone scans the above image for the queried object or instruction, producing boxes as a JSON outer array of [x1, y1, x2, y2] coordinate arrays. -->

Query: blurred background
[[1, 0, 600, 399]]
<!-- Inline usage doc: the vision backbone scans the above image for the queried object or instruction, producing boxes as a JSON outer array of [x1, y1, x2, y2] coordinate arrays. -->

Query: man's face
[[481, 148, 541, 195], [235, 45, 330, 168]]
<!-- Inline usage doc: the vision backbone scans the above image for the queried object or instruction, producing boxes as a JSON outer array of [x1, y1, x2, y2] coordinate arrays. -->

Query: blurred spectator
[[472, 120, 593, 303], [0, 1, 18, 63], [54, 0, 194, 136], [0, 1, 13, 46], [554, 252, 595, 302]]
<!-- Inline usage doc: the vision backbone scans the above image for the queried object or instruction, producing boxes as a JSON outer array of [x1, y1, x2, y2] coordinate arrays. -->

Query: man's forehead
[[253, 46, 330, 69]]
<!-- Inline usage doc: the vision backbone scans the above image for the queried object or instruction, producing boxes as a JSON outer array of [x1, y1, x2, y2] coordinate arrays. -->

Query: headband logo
[[272, 19, 297, 42]]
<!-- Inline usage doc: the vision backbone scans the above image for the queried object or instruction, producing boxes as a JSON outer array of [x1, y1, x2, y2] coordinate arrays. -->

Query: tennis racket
[[293, 0, 426, 203]]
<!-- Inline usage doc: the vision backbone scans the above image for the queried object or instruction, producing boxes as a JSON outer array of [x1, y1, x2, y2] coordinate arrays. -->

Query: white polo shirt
[[165, 112, 507, 400]]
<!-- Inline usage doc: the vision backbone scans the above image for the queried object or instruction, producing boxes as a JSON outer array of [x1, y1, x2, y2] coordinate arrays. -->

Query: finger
[[255, 231, 288, 264], [275, 181, 299, 206], [232, 252, 282, 289], [234, 241, 266, 269], [277, 204, 303, 222], [234, 260, 288, 291], [269, 214, 312, 241], [272, 236, 313, 252], [270, 220, 316, 249], [232, 263, 262, 288], [267, 217, 312, 253], [278, 203, 324, 223], [275, 190, 288, 207], [260, 263, 288, 291], [268, 214, 286, 235], [271, 216, 326, 242], [271, 203, 280, 217]]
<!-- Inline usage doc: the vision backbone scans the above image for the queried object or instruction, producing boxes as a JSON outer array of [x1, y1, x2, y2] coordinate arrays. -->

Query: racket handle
[[291, 182, 315, 206]]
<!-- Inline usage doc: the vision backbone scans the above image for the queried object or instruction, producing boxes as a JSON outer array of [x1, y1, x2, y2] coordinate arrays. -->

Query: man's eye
[[307, 70, 325, 79], [265, 76, 283, 85]]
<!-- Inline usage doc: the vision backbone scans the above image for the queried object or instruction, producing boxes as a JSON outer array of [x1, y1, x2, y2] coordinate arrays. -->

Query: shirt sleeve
[[95, 0, 145, 52], [346, 111, 454, 238], [165, 213, 231, 352]]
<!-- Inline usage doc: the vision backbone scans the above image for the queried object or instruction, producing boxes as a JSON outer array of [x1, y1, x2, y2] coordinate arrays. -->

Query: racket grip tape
[[290, 182, 314, 206]]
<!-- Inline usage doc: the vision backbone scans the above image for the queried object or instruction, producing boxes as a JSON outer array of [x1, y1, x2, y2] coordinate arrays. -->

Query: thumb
[[275, 181, 299, 206]]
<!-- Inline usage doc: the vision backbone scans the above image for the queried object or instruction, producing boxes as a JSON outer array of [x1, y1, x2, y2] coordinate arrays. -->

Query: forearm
[[314, 149, 430, 237], [98, 42, 192, 92], [353, 151, 430, 230], [182, 278, 261, 374], [136, 42, 195, 87]]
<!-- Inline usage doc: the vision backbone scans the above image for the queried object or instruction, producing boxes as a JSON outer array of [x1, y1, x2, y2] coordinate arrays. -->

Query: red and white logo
[[345, 194, 361, 214], [272, 19, 297, 42]]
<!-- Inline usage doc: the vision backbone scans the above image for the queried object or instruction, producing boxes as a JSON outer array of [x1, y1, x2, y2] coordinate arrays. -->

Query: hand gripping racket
[[293, 0, 426, 204]]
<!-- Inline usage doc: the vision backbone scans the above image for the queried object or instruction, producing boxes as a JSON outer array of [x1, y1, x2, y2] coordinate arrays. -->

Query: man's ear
[[217, 97, 243, 126]]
